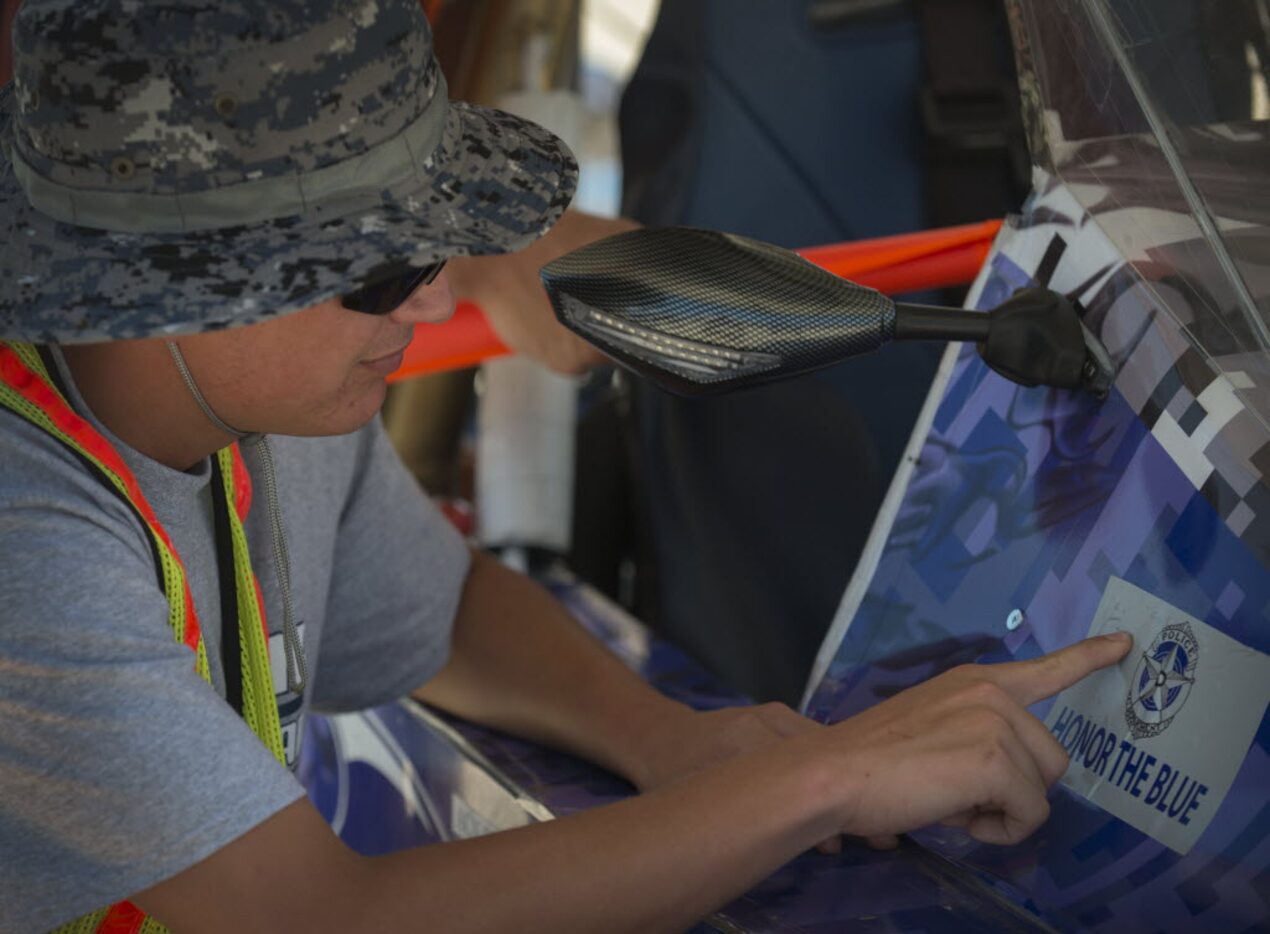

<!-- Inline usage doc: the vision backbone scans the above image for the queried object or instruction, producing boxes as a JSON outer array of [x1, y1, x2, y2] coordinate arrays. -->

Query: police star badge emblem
[[1125, 621, 1199, 740]]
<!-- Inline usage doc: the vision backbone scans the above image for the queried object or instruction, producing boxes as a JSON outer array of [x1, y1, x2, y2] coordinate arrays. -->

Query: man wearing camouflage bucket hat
[[0, 0, 1136, 931]]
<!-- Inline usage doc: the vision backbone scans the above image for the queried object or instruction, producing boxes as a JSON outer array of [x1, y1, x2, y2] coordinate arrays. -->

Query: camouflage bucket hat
[[0, 0, 578, 343]]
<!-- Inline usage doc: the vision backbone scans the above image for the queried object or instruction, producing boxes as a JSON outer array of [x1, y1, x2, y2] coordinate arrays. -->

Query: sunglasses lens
[[341, 260, 446, 315]]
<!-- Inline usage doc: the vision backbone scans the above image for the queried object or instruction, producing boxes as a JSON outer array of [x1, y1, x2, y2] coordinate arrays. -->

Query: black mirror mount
[[979, 288, 1084, 390]]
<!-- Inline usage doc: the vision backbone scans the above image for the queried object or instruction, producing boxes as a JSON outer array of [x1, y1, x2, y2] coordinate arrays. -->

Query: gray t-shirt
[[0, 347, 470, 932]]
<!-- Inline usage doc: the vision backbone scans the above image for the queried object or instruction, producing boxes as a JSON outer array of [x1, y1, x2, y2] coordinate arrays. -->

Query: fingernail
[[1102, 631, 1132, 643]]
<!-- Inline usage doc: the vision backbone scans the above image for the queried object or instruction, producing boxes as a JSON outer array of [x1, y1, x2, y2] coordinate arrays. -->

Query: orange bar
[[389, 220, 1004, 381], [850, 239, 997, 294], [796, 218, 1001, 277]]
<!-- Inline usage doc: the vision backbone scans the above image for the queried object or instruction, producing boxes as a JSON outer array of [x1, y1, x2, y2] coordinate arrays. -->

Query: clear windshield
[[1008, 0, 1270, 425]]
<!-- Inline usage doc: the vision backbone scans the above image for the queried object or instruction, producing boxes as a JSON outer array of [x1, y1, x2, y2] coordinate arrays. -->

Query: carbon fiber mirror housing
[[540, 227, 897, 395], [540, 226, 1112, 398]]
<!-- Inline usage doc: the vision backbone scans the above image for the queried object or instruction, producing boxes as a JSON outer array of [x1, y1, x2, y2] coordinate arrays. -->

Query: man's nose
[[390, 272, 457, 325]]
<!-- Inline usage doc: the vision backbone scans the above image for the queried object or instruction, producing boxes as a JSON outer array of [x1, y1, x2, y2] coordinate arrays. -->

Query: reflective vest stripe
[[48, 907, 108, 934], [39, 904, 165, 934], [77, 901, 169, 934], [0, 343, 208, 672], [229, 436, 253, 521], [97, 901, 144, 934], [214, 445, 286, 763], [0, 342, 285, 933]]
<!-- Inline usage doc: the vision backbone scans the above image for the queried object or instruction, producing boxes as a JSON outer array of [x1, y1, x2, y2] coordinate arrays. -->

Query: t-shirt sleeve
[[0, 443, 305, 933], [309, 417, 470, 713]]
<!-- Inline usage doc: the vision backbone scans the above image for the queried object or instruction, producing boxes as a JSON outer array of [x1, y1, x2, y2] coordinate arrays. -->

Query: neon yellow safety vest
[[0, 341, 286, 934]]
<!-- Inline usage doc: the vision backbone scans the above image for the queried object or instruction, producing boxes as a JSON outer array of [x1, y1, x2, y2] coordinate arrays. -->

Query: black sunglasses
[[340, 260, 447, 315]]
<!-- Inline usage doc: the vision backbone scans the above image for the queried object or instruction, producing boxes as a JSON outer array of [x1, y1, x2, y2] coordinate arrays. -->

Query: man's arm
[[413, 549, 818, 791], [136, 727, 835, 934], [134, 635, 1132, 933], [445, 209, 638, 375]]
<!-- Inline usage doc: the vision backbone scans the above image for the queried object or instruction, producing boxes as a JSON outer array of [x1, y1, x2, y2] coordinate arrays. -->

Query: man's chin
[[286, 383, 390, 438]]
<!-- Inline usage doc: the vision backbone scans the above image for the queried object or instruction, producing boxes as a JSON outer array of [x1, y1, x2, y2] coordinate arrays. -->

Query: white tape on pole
[[476, 86, 590, 553]]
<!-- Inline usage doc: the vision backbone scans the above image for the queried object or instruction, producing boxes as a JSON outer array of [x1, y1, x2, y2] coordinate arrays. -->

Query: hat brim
[[0, 88, 578, 343]]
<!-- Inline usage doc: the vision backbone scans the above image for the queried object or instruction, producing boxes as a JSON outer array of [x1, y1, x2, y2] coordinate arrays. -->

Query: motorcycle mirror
[[540, 226, 1112, 398]]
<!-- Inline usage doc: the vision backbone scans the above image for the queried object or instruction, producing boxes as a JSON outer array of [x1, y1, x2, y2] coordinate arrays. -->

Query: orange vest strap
[[97, 901, 145, 934], [230, 442, 253, 522], [0, 345, 183, 579], [0, 343, 207, 660]]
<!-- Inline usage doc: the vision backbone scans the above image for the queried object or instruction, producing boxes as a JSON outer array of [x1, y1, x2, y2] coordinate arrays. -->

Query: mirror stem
[[893, 304, 992, 342]]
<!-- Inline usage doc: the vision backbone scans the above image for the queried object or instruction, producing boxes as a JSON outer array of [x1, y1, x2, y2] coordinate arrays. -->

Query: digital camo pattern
[[11, 0, 439, 187], [804, 178, 1269, 932], [0, 0, 577, 342]]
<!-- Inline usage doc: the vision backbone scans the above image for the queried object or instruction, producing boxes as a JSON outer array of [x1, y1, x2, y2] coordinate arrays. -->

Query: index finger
[[991, 632, 1133, 706]]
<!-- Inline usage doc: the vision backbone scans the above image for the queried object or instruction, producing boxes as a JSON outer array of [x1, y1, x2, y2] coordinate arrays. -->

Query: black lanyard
[[209, 454, 245, 717]]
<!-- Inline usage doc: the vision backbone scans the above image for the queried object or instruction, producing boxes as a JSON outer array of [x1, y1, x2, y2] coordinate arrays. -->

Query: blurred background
[[389, 0, 1028, 707]]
